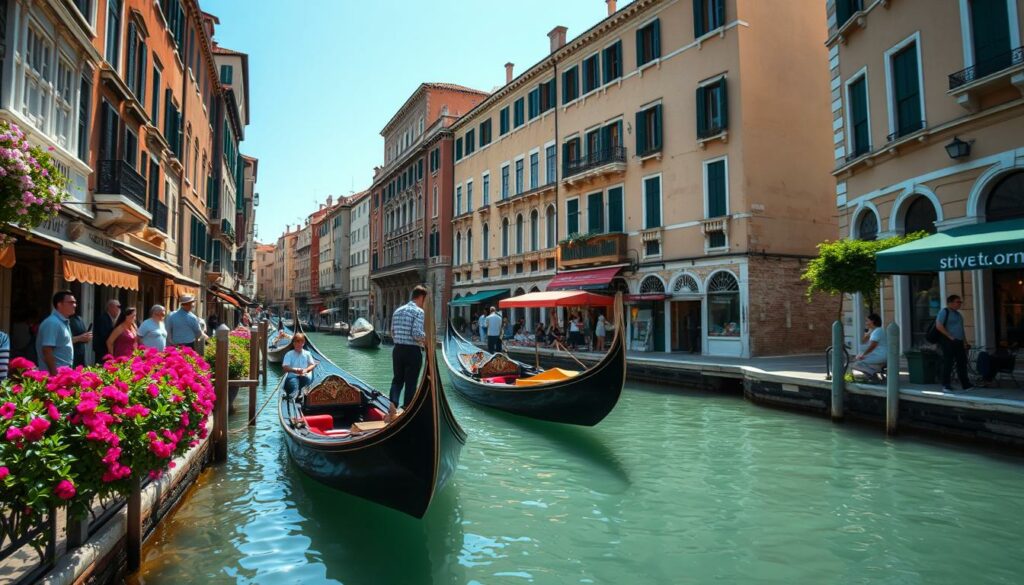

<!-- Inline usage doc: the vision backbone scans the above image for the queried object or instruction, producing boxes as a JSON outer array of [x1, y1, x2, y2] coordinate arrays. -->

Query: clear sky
[[202, 0, 634, 244]]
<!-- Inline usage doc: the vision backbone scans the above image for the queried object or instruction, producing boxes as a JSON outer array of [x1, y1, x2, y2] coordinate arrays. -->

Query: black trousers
[[389, 344, 422, 408], [487, 335, 501, 353], [941, 337, 972, 389]]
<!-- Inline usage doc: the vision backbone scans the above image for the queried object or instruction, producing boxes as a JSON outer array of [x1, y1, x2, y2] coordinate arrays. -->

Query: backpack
[[925, 309, 950, 344]]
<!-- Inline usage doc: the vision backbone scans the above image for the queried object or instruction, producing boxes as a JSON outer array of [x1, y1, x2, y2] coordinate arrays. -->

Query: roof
[[212, 43, 251, 124], [381, 82, 489, 136]]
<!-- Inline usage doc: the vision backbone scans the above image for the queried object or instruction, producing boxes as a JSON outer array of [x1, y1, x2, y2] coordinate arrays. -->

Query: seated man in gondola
[[283, 332, 318, 395]]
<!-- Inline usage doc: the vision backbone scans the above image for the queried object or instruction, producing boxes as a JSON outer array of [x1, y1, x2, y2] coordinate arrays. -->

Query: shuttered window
[[562, 66, 579, 103], [513, 98, 525, 128], [582, 54, 600, 93], [587, 192, 604, 234], [566, 199, 580, 236], [636, 104, 663, 156], [891, 43, 923, 138], [636, 18, 661, 66], [693, 0, 724, 37], [696, 78, 728, 139], [607, 187, 624, 233], [602, 40, 622, 83], [848, 76, 870, 157], [971, 0, 1012, 76], [500, 106, 510, 135], [643, 176, 661, 229]]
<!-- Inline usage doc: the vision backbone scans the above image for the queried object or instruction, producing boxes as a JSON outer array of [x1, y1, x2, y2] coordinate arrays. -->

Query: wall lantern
[[945, 136, 971, 159]]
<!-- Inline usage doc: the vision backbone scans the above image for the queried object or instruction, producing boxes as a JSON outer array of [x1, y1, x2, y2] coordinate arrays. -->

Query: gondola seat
[[482, 375, 518, 384], [304, 414, 335, 434], [514, 368, 580, 387]]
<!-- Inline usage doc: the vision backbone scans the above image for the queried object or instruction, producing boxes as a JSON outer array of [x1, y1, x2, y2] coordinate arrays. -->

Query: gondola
[[348, 317, 382, 349], [330, 321, 350, 336], [278, 305, 465, 518], [441, 291, 626, 426], [267, 315, 294, 363]]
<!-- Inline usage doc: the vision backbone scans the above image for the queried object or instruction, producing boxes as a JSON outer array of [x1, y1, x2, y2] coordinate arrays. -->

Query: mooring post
[[127, 476, 142, 571], [831, 320, 845, 421], [214, 328, 229, 463], [886, 322, 901, 435], [248, 326, 258, 425], [259, 319, 269, 382]]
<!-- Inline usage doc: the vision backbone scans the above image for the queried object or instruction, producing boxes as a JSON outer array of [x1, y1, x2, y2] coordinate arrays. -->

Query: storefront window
[[857, 209, 878, 241], [993, 270, 1024, 349], [985, 172, 1024, 222], [707, 271, 740, 337], [904, 196, 938, 347]]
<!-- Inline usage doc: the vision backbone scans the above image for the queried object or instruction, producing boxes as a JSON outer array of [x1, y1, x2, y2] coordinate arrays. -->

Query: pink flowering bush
[[0, 121, 70, 248], [0, 347, 214, 524]]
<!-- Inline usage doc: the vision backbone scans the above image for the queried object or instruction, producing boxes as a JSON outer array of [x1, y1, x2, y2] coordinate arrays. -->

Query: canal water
[[132, 333, 1024, 585]]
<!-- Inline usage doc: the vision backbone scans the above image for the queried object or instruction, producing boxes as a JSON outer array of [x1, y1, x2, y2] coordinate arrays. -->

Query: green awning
[[876, 219, 1024, 274], [450, 288, 509, 307]]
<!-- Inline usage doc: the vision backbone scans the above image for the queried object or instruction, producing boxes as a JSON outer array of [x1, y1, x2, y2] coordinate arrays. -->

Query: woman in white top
[[282, 332, 318, 395], [852, 313, 887, 382], [594, 314, 608, 352], [137, 305, 168, 351]]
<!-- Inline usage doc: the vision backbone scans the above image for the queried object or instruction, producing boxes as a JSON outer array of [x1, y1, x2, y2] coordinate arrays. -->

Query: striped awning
[[63, 257, 138, 290]]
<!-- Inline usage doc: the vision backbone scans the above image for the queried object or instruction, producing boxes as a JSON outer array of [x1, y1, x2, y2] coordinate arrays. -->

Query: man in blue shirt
[[389, 286, 427, 408], [935, 294, 973, 392], [166, 294, 206, 351], [37, 291, 92, 375]]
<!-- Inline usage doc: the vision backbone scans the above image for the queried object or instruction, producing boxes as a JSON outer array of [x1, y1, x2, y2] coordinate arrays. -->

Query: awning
[[499, 291, 614, 308], [547, 266, 623, 290], [175, 284, 200, 299], [115, 246, 200, 287], [450, 288, 509, 307], [876, 219, 1024, 274], [212, 290, 241, 308], [63, 257, 138, 290], [0, 246, 14, 269]]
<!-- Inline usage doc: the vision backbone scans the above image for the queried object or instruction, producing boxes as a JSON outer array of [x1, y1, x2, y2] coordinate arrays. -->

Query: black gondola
[[348, 317, 382, 349], [278, 311, 465, 518], [267, 314, 293, 363], [441, 292, 626, 426]]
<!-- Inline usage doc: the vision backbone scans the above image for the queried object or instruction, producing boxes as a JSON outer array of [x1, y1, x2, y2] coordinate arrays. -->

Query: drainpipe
[[552, 57, 560, 264]]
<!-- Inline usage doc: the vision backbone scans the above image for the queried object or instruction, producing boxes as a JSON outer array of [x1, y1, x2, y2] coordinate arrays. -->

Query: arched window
[[672, 274, 700, 295], [482, 223, 490, 260], [986, 172, 1024, 222], [502, 217, 509, 256], [707, 271, 740, 338], [467, 229, 473, 263], [904, 196, 937, 235], [856, 209, 878, 241], [639, 275, 665, 294], [516, 214, 524, 254], [545, 205, 556, 248], [455, 232, 462, 265], [530, 209, 539, 251]]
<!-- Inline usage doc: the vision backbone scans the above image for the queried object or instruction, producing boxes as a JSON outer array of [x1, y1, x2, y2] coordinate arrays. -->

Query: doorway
[[671, 300, 702, 353]]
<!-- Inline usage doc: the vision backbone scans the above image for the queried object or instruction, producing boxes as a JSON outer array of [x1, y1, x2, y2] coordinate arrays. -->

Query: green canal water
[[132, 333, 1024, 585]]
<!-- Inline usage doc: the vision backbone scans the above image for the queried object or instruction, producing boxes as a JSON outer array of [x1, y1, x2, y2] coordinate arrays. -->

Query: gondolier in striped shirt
[[389, 286, 428, 408]]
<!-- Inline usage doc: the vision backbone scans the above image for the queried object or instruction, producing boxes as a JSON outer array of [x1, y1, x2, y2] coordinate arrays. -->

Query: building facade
[[254, 242, 275, 305], [293, 223, 311, 314], [272, 225, 297, 309], [349, 190, 370, 322], [369, 83, 488, 331], [828, 0, 1024, 353], [449, 0, 838, 357], [319, 196, 351, 315]]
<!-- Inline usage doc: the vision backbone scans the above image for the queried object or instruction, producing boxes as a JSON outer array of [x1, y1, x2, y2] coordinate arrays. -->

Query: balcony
[[210, 217, 235, 243], [141, 199, 169, 244], [557, 232, 628, 270], [93, 160, 151, 236], [948, 47, 1024, 111], [563, 147, 627, 184], [701, 216, 730, 252]]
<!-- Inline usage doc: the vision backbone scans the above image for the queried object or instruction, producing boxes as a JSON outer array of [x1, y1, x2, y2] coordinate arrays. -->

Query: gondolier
[[389, 286, 428, 408]]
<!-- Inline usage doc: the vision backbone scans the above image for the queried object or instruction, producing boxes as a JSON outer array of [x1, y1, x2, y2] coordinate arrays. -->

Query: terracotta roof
[[423, 82, 490, 95], [381, 82, 489, 135], [212, 45, 246, 57]]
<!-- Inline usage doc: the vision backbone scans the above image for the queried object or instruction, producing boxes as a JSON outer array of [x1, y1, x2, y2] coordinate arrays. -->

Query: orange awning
[[175, 284, 200, 298], [212, 290, 240, 308], [115, 247, 200, 287], [63, 257, 138, 290], [0, 246, 14, 269], [499, 291, 614, 308]]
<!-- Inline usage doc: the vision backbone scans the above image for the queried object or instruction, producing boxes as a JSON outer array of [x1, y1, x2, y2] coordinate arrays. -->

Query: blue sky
[[203, 0, 633, 244]]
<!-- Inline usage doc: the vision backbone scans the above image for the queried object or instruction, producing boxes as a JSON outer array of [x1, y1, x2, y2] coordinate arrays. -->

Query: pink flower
[[0, 466, 9, 480], [22, 417, 51, 441], [5, 426, 23, 441], [54, 479, 76, 500], [0, 402, 15, 419], [9, 356, 34, 371], [147, 384, 160, 398], [45, 401, 61, 421]]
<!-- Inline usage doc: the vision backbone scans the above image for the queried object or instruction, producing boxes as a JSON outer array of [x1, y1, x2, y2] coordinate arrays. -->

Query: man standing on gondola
[[389, 286, 428, 408]]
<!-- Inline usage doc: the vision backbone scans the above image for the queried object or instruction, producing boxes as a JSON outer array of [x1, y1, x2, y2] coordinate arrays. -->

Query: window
[[847, 74, 870, 157], [704, 158, 728, 248], [602, 41, 622, 83], [77, 76, 91, 162], [501, 164, 510, 199], [607, 186, 624, 233], [529, 152, 539, 189], [562, 66, 579, 103], [636, 18, 661, 66], [106, 0, 122, 66], [693, 0, 724, 37], [72, 0, 93, 23], [429, 147, 440, 172], [528, 86, 541, 120], [888, 39, 923, 139], [220, 64, 233, 84], [968, 0, 1014, 78], [986, 172, 1024, 221], [513, 98, 525, 128], [643, 175, 662, 230], [515, 159, 524, 194], [540, 79, 556, 113], [707, 271, 740, 338], [835, 0, 863, 29], [23, 25, 52, 129], [516, 214, 524, 254], [455, 232, 462, 265], [455, 185, 462, 215], [455, 137, 463, 161], [636, 104, 663, 156], [479, 119, 492, 147], [545, 145, 557, 184], [566, 199, 580, 236], [99, 100, 119, 161], [54, 59, 73, 148], [466, 180, 474, 211], [696, 78, 728, 139], [482, 223, 490, 260], [151, 63, 161, 126], [482, 173, 490, 205], [432, 185, 438, 218], [562, 136, 581, 174], [587, 192, 604, 233], [500, 106, 510, 135], [125, 23, 147, 102], [582, 53, 600, 93], [546, 205, 556, 247], [856, 209, 878, 241], [467, 229, 473, 263], [530, 210, 539, 251], [465, 129, 476, 155], [501, 217, 510, 256]]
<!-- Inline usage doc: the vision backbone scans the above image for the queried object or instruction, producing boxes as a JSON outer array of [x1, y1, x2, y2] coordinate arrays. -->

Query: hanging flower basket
[[0, 121, 71, 247]]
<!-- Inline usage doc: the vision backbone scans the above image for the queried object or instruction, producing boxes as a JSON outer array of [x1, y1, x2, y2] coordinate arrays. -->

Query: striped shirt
[[0, 331, 9, 380], [391, 301, 425, 346]]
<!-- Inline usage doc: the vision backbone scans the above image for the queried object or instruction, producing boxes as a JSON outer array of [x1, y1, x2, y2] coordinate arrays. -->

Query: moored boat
[[441, 291, 626, 426], [267, 315, 294, 363], [348, 317, 382, 349]]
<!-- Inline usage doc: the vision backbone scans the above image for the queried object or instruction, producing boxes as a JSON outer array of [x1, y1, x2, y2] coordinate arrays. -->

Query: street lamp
[[945, 136, 971, 159]]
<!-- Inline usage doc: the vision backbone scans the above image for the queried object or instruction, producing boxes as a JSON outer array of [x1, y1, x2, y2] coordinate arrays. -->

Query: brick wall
[[747, 255, 840, 356]]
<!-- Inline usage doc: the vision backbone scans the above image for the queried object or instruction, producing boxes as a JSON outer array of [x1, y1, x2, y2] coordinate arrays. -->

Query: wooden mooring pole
[[885, 322, 901, 435], [830, 320, 845, 421], [127, 476, 142, 571], [214, 328, 229, 463], [259, 319, 269, 381], [248, 326, 259, 425]]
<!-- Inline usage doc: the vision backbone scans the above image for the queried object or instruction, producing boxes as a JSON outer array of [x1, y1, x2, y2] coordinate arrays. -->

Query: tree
[[802, 232, 926, 322]]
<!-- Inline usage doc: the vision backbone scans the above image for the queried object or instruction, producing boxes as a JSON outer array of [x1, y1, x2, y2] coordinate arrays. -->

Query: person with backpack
[[934, 295, 973, 393]]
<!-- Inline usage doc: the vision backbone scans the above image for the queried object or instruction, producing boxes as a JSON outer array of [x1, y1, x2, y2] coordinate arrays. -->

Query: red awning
[[212, 291, 241, 308], [547, 266, 623, 290], [500, 291, 614, 309]]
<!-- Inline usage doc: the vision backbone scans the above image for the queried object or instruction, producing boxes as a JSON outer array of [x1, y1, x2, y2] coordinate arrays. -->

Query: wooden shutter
[[644, 177, 661, 228], [608, 187, 624, 233], [849, 77, 869, 155], [653, 104, 663, 151], [636, 110, 647, 154], [893, 45, 921, 135], [693, 0, 705, 37], [696, 86, 708, 138], [714, 0, 725, 29], [717, 81, 728, 131], [588, 192, 604, 233], [707, 160, 726, 217], [971, 0, 1012, 73], [636, 27, 645, 67], [652, 19, 661, 58], [567, 199, 580, 235], [138, 48, 147, 102], [126, 23, 137, 89]]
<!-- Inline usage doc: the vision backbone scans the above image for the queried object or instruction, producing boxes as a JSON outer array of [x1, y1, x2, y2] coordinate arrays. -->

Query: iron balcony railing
[[949, 46, 1024, 90], [697, 123, 727, 140], [149, 199, 168, 232], [564, 146, 627, 178], [97, 160, 146, 207], [221, 218, 235, 240]]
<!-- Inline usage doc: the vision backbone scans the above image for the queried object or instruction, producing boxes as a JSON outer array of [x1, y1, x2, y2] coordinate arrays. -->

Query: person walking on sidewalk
[[167, 295, 205, 351], [389, 286, 427, 409], [485, 306, 503, 354], [936, 295, 973, 393]]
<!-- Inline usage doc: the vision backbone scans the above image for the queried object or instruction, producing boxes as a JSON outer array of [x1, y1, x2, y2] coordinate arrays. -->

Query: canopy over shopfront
[[547, 266, 623, 290], [499, 291, 613, 308], [450, 288, 509, 307], [115, 246, 200, 288], [27, 229, 140, 290], [876, 219, 1024, 274], [212, 290, 241, 308]]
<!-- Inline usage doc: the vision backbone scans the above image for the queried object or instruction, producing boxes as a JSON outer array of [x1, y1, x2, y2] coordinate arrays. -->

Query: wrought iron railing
[[846, 143, 872, 162], [149, 199, 168, 232], [97, 160, 146, 207], [949, 46, 1024, 90], [887, 119, 926, 142], [564, 146, 627, 178], [697, 123, 727, 140], [221, 218, 235, 240]]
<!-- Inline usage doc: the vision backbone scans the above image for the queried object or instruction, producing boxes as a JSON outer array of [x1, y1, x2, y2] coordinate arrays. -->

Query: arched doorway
[[632, 275, 666, 352], [670, 273, 702, 353], [903, 195, 940, 347], [706, 270, 742, 357], [986, 172, 1024, 348]]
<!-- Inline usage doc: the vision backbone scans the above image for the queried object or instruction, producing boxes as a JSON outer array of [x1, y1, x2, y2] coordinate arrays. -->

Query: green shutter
[[893, 44, 921, 135], [644, 177, 661, 228], [652, 19, 661, 58], [588, 192, 604, 233], [694, 0, 705, 37], [849, 77, 869, 155], [636, 27, 645, 67], [718, 81, 728, 131], [567, 199, 580, 235], [636, 110, 647, 154], [696, 86, 708, 138], [653, 104, 663, 151], [563, 141, 571, 175], [972, 0, 1012, 69], [608, 187, 624, 232], [707, 160, 727, 217], [600, 125, 612, 154], [713, 0, 725, 29]]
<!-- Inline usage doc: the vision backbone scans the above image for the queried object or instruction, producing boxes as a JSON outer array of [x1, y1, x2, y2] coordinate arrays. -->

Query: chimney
[[548, 26, 567, 53], [327, 195, 333, 206], [505, 62, 515, 84], [606, 0, 617, 16]]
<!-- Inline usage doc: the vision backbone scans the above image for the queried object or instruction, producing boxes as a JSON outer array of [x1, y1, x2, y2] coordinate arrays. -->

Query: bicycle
[[824, 344, 850, 381]]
